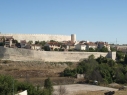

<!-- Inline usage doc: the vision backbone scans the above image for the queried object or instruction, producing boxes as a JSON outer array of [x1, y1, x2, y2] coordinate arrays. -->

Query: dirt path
[[53, 84, 118, 95]]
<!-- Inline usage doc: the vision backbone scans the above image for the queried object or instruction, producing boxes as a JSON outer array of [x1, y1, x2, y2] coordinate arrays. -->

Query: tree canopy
[[63, 54, 127, 84]]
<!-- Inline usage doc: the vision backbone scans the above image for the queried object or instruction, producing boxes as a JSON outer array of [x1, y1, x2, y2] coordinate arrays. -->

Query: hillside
[[0, 60, 77, 85]]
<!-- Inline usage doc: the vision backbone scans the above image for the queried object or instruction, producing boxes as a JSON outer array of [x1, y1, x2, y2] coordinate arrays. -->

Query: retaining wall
[[0, 47, 116, 62]]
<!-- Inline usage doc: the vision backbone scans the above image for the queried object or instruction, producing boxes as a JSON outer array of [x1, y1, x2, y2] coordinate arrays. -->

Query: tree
[[89, 48, 95, 52], [0, 75, 49, 95], [44, 46, 50, 51], [100, 47, 108, 52], [54, 48, 58, 51], [28, 40, 33, 44], [89, 70, 103, 82], [88, 54, 95, 60], [0, 42, 4, 46], [0, 75, 15, 95], [50, 40, 56, 42], [99, 64, 113, 83], [107, 59, 115, 67], [16, 43, 21, 48], [115, 70, 125, 83], [124, 54, 127, 64], [125, 72, 127, 83], [39, 41, 46, 46], [35, 41, 39, 45], [96, 55, 108, 64], [110, 47, 116, 51], [12, 40, 18, 44], [116, 51, 124, 61], [44, 78, 53, 95]]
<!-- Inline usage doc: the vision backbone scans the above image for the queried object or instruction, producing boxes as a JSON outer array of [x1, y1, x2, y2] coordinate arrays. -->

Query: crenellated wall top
[[0, 33, 71, 37]]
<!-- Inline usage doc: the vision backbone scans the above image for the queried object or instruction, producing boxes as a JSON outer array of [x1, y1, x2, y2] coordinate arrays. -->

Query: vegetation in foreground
[[63, 51, 127, 85], [0, 75, 53, 95]]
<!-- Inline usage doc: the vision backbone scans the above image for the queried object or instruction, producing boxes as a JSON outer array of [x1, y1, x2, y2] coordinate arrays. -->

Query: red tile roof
[[20, 40, 26, 44], [48, 42, 61, 46], [86, 43, 97, 46]]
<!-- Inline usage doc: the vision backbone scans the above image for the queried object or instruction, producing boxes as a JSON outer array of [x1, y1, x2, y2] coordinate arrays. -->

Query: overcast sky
[[0, 0, 127, 44]]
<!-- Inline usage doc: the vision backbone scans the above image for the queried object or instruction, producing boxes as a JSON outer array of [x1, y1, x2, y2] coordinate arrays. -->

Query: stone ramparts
[[0, 47, 116, 62], [0, 34, 71, 43]]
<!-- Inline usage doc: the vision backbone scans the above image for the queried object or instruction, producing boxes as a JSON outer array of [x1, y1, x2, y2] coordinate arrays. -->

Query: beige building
[[4, 36, 14, 47], [114, 45, 127, 53], [75, 43, 87, 50], [75, 41, 97, 51], [86, 42, 97, 50], [20, 40, 27, 48], [31, 44, 42, 50], [0, 36, 4, 43], [61, 41, 75, 50], [0, 36, 17, 48], [44, 42, 61, 50], [96, 42, 110, 51]]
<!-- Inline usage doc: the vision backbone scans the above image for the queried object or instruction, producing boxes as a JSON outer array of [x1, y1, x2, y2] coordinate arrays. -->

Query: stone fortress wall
[[0, 47, 116, 62], [0, 33, 72, 43]]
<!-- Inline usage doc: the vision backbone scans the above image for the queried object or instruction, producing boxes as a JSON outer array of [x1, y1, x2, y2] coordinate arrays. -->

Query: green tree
[[44, 46, 50, 51], [0, 75, 49, 95], [99, 64, 113, 83], [0, 75, 16, 95], [50, 40, 56, 42], [88, 54, 95, 60], [100, 47, 108, 52], [54, 48, 58, 51], [89, 48, 95, 52], [124, 54, 127, 64], [110, 47, 116, 51], [0, 42, 4, 46], [39, 41, 46, 46], [12, 40, 18, 44], [44, 78, 53, 95], [28, 40, 33, 44], [17, 82, 36, 95], [96, 55, 108, 64], [116, 51, 124, 61], [115, 70, 125, 83], [35, 41, 40, 45], [107, 59, 115, 67]]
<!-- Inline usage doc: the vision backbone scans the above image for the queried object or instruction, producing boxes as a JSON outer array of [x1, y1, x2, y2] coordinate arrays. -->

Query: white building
[[31, 44, 42, 50], [75, 43, 87, 50], [86, 43, 97, 50], [20, 40, 27, 48], [15, 90, 27, 95]]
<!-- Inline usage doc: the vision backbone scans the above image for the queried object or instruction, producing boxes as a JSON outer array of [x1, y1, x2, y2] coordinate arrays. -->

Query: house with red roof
[[44, 42, 61, 50]]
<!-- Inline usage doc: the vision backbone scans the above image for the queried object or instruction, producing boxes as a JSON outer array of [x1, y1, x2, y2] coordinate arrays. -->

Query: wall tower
[[71, 34, 76, 43]]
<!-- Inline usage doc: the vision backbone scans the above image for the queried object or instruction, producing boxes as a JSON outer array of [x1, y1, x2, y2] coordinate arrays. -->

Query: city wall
[[0, 34, 71, 42], [0, 47, 116, 62]]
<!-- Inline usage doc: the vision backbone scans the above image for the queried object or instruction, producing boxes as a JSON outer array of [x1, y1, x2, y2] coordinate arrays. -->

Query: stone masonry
[[0, 47, 116, 62]]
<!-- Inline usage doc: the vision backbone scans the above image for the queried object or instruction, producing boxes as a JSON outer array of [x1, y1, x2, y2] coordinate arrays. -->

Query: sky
[[0, 0, 127, 44]]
